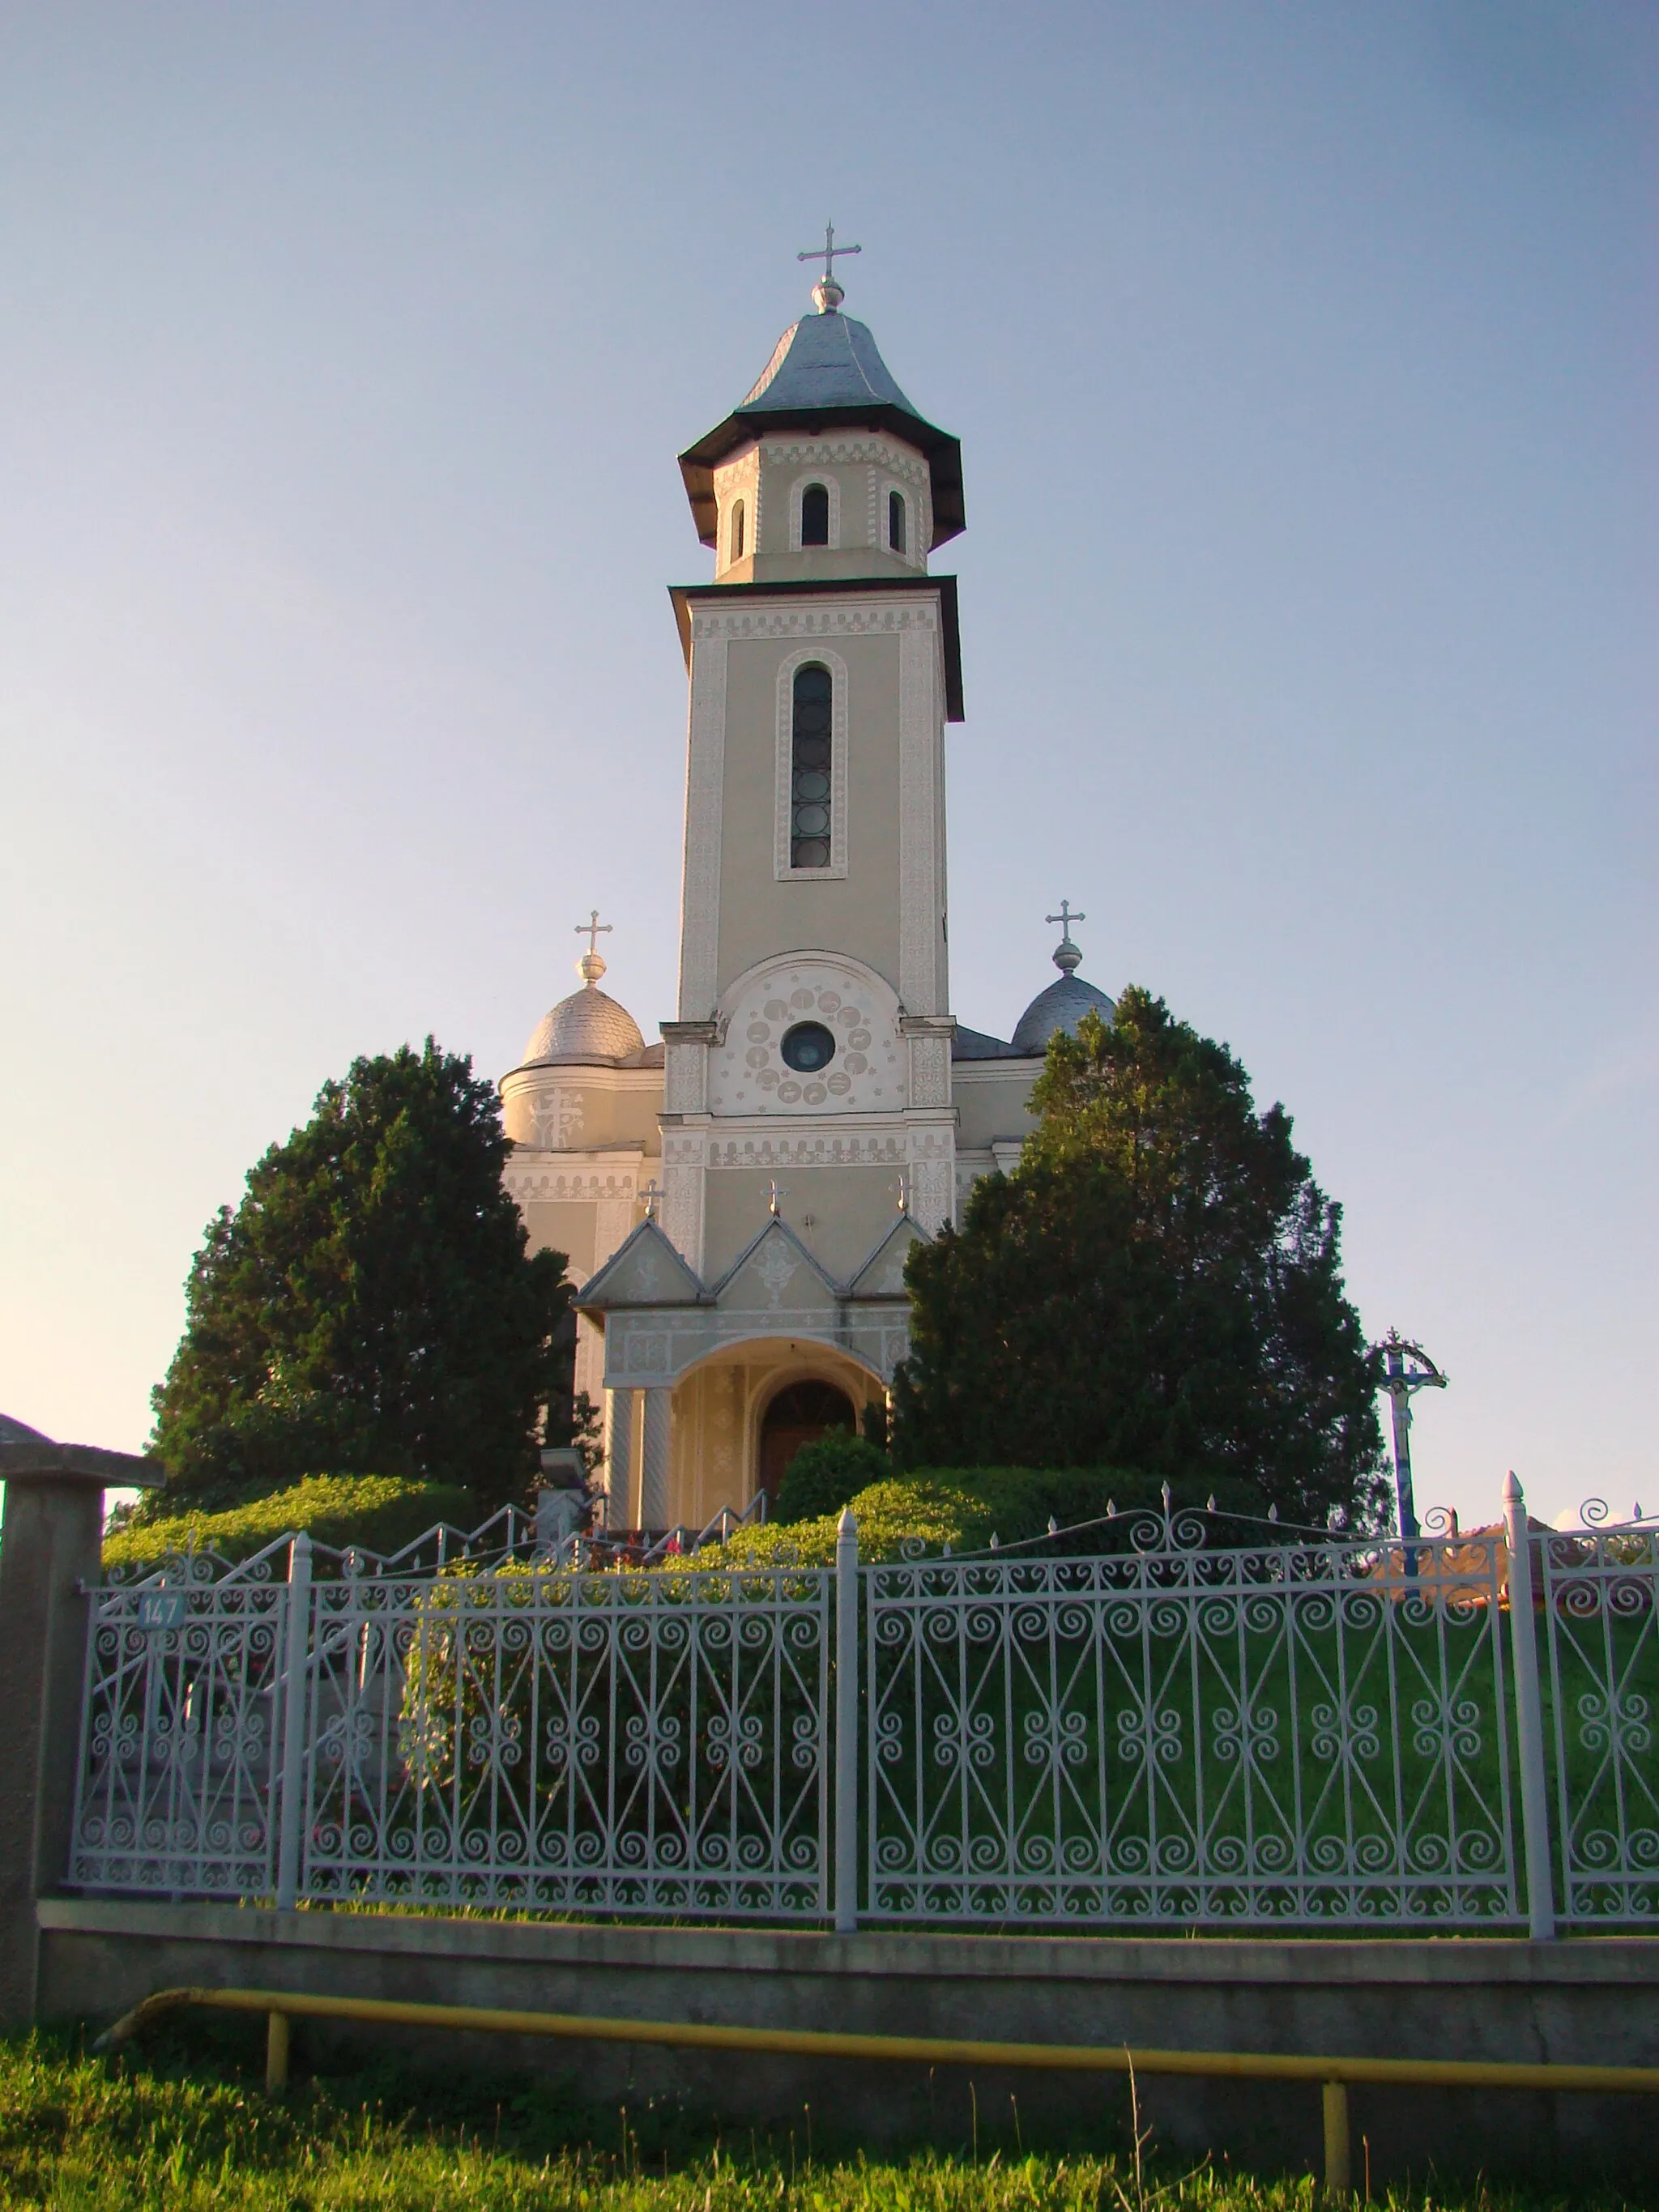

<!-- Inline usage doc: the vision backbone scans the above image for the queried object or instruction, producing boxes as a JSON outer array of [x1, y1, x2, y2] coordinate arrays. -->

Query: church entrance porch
[[604, 1340, 881, 1535], [756, 1379, 857, 1504]]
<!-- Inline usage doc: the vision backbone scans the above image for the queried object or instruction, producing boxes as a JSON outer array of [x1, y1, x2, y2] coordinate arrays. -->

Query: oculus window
[[790, 663, 833, 868], [780, 1021, 837, 1073]]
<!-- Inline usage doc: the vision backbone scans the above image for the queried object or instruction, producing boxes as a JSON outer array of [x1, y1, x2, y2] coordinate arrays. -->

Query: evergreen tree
[[890, 989, 1385, 1525], [146, 1040, 577, 1516]]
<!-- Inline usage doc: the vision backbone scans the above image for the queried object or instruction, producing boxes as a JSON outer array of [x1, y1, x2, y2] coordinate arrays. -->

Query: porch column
[[641, 1387, 672, 1531], [605, 1388, 636, 1529]]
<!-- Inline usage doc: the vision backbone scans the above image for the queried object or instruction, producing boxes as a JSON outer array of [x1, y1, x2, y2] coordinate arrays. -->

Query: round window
[[780, 1021, 837, 1074]]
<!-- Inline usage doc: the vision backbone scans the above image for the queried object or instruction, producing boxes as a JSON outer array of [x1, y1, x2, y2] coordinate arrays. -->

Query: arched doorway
[[757, 1379, 857, 1504]]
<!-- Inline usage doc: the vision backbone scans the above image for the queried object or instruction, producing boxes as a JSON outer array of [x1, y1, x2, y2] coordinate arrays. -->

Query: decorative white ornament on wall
[[707, 957, 902, 1115]]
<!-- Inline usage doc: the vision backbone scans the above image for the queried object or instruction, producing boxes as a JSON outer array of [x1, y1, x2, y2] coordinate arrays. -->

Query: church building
[[498, 248, 1113, 1532]]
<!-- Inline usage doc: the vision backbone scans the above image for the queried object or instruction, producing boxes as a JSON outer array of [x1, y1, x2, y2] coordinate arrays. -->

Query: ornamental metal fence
[[1535, 1510, 1659, 1925], [67, 1477, 1659, 1934], [862, 1507, 1519, 1929]]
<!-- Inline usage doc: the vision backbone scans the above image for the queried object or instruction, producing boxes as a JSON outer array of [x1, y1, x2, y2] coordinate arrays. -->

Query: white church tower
[[499, 241, 1114, 1531], [660, 233, 966, 1278]]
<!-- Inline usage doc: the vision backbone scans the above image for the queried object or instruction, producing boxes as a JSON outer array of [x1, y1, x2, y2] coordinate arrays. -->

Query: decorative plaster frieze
[[663, 1038, 709, 1115], [910, 1156, 953, 1235], [678, 631, 727, 1017], [504, 1168, 640, 1205], [689, 602, 938, 646], [527, 1087, 584, 1147], [901, 1019, 953, 1110], [765, 437, 928, 488], [707, 956, 903, 1116], [897, 623, 945, 1016], [706, 1132, 909, 1169]]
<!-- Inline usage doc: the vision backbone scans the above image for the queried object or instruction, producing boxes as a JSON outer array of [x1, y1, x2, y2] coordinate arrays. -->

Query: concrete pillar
[[0, 1434, 162, 2029], [606, 1388, 636, 1529], [641, 1387, 672, 1531]]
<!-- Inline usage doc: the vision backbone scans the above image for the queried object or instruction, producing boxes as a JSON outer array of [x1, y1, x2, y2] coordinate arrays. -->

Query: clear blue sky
[[2, 2, 1653, 1532]]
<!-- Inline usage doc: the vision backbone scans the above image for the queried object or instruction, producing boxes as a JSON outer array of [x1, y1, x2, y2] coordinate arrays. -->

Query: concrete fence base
[[36, 1899, 1659, 2187]]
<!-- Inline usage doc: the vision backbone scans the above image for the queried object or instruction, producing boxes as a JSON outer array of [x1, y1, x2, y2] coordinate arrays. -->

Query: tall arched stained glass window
[[791, 663, 833, 868], [888, 490, 906, 554], [800, 482, 830, 546]]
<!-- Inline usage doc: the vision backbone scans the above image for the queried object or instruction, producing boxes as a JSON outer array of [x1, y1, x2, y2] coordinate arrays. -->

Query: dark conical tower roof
[[679, 292, 963, 550]]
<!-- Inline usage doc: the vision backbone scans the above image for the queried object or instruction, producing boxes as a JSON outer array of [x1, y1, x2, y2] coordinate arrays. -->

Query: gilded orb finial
[[1045, 898, 1086, 974], [574, 909, 613, 985]]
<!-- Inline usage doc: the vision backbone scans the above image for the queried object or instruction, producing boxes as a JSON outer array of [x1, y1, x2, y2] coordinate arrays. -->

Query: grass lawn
[[0, 2032, 1647, 2212]]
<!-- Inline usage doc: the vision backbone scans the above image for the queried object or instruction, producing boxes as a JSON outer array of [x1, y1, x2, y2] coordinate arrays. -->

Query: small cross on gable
[[639, 1179, 665, 1222]]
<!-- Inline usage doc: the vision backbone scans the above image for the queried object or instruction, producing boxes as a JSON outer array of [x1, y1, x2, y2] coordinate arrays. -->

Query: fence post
[[834, 1507, 859, 1934], [275, 1532, 313, 1911], [1503, 1472, 1555, 1940], [0, 1434, 163, 2028]]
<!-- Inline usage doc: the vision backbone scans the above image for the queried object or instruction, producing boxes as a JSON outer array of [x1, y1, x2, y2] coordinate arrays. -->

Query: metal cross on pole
[[1373, 1330, 1448, 1549], [574, 910, 612, 957], [639, 1179, 664, 1221], [766, 1180, 788, 1218], [798, 221, 860, 290], [1046, 900, 1085, 939]]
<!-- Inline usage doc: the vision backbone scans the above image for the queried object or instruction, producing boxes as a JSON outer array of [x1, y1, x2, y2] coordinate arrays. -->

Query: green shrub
[[672, 1464, 1266, 1572], [103, 1473, 476, 1575], [774, 1429, 889, 1524]]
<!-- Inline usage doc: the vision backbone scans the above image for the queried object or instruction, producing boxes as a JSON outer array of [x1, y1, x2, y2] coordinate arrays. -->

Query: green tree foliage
[[147, 1041, 578, 1517], [104, 1475, 476, 1575], [890, 989, 1385, 1526], [774, 1429, 889, 1524]]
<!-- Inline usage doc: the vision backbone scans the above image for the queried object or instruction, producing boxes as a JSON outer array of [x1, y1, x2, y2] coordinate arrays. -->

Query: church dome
[[520, 944, 645, 1066], [1011, 923, 1115, 1056]]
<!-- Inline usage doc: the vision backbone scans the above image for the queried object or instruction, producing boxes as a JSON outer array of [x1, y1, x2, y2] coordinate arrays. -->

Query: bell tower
[[660, 244, 966, 1283]]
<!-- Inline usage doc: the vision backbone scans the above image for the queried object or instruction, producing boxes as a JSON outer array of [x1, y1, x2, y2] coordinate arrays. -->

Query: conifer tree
[[890, 990, 1385, 1525], [146, 1040, 576, 1516]]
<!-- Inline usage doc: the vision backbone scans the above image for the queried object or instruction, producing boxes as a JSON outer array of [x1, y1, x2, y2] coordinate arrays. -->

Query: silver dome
[[1011, 973, 1116, 1055], [1010, 927, 1115, 1056], [521, 982, 645, 1066]]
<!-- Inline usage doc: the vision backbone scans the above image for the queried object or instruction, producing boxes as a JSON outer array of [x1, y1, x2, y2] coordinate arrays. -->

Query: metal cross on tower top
[[575, 910, 612, 957], [1047, 900, 1085, 940], [798, 221, 860, 294]]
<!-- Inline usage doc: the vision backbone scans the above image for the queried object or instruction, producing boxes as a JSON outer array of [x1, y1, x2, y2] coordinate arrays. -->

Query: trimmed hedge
[[774, 1430, 889, 1524], [669, 1465, 1265, 1571], [102, 1474, 476, 1575]]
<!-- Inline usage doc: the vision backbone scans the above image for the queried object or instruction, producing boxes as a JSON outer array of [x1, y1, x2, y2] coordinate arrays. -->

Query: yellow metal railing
[[96, 1984, 1659, 2201]]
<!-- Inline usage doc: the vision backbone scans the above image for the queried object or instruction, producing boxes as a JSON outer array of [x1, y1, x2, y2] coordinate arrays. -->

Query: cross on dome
[[797, 220, 860, 313], [1046, 900, 1086, 974], [574, 909, 612, 984]]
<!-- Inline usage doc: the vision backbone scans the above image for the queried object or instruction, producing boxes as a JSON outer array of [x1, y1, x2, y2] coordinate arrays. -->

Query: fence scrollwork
[[67, 1483, 1659, 1931]]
